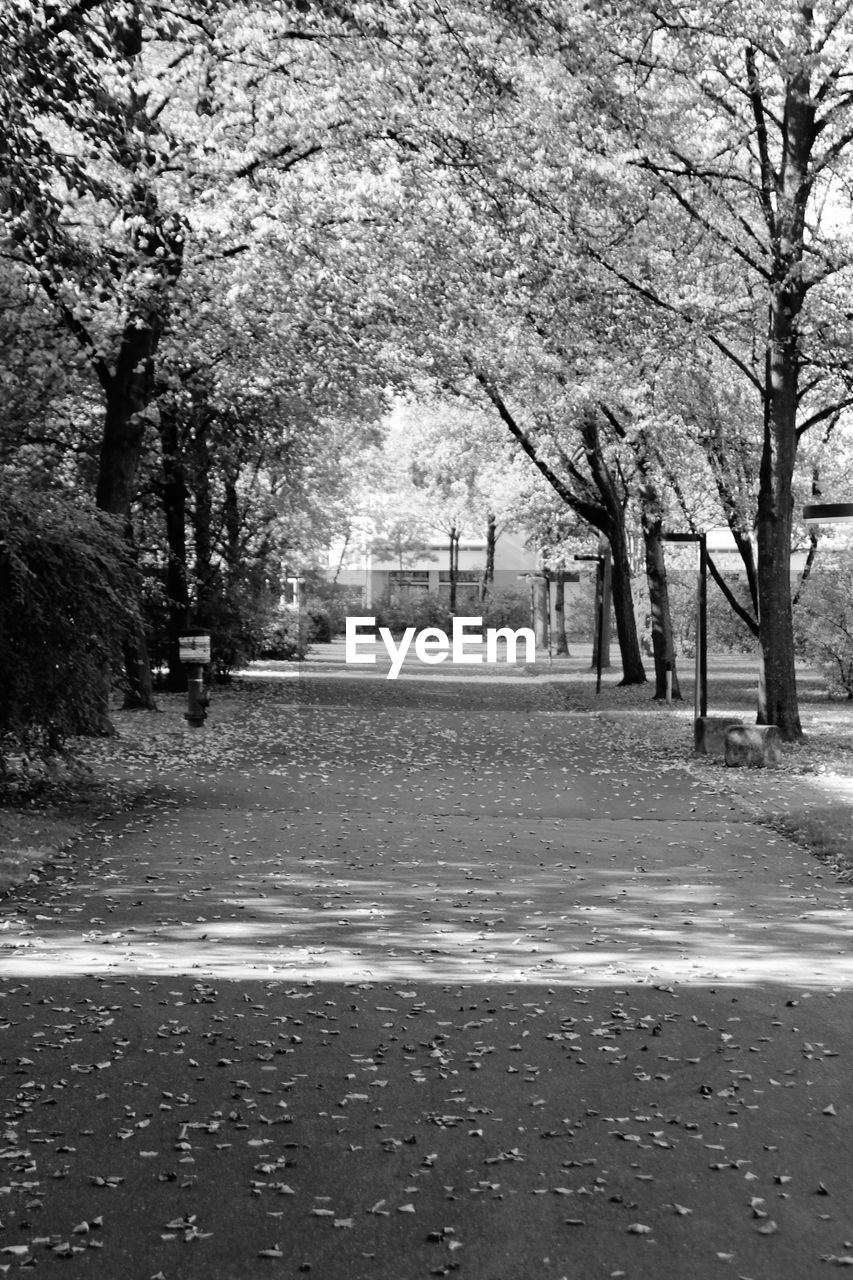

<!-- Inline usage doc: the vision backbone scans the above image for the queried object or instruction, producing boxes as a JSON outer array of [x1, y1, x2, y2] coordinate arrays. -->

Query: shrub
[[794, 565, 853, 698], [480, 586, 531, 632], [666, 571, 758, 656], [261, 615, 311, 661], [372, 593, 453, 636], [0, 483, 138, 761], [370, 587, 533, 637], [200, 572, 282, 681]]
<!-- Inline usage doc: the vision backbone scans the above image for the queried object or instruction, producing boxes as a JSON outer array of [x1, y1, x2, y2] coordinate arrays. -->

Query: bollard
[[179, 633, 211, 729], [184, 663, 208, 728]]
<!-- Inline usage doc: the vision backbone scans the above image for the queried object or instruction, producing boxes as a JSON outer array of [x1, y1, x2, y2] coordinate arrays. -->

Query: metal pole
[[601, 545, 612, 671], [595, 555, 605, 695], [699, 533, 708, 718], [693, 556, 701, 724]]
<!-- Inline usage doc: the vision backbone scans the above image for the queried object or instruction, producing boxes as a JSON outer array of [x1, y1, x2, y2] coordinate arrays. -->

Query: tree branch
[[474, 375, 607, 530], [584, 244, 765, 394], [745, 45, 778, 237], [706, 552, 759, 636], [234, 140, 324, 181]]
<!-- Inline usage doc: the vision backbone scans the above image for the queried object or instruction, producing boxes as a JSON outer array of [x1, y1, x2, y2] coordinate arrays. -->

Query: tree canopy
[[3, 0, 853, 744]]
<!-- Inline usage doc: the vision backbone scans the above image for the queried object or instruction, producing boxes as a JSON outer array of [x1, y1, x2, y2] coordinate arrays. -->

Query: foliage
[[794, 566, 853, 700], [372, 587, 533, 638], [260, 615, 312, 663], [666, 572, 758, 658], [480, 586, 532, 634], [0, 482, 138, 761], [200, 569, 282, 683]]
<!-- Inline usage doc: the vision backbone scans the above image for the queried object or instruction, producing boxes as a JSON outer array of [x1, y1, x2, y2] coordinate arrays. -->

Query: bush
[[0, 483, 138, 762], [261, 614, 312, 661], [667, 571, 758, 657], [370, 586, 533, 637], [298, 574, 361, 637], [794, 565, 853, 698], [200, 572, 282, 681], [480, 586, 532, 632], [372, 593, 455, 636]]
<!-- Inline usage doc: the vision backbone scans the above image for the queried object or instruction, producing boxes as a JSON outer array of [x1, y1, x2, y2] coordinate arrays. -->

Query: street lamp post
[[574, 551, 611, 694], [663, 532, 707, 723]]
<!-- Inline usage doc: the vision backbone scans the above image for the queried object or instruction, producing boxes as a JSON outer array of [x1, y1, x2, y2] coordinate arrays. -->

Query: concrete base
[[694, 715, 744, 755], [724, 724, 782, 768]]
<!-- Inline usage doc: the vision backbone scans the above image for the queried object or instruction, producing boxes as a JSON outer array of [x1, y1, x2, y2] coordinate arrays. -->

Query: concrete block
[[694, 716, 745, 755], [724, 724, 782, 768]]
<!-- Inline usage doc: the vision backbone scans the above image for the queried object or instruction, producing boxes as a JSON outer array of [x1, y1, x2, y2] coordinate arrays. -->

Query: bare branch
[[745, 45, 778, 236], [706, 552, 759, 636]]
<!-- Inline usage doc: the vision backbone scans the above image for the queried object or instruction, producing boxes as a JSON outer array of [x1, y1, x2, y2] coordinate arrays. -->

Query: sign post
[[179, 634, 211, 728]]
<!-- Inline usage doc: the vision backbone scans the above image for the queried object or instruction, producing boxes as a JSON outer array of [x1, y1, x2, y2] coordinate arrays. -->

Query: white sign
[[179, 634, 211, 664]]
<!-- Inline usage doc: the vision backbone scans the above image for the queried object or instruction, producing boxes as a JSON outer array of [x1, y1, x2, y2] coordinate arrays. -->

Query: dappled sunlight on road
[[3, 827, 852, 986], [4, 677, 852, 990]]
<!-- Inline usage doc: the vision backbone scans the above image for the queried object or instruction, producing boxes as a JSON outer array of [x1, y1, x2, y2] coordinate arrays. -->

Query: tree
[[551, 1, 853, 736]]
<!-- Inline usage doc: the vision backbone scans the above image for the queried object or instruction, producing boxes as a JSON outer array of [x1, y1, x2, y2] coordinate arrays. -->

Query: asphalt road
[[1, 675, 852, 1279]]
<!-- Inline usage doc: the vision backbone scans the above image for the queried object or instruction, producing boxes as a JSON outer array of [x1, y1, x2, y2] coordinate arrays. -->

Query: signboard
[[179, 633, 211, 664]]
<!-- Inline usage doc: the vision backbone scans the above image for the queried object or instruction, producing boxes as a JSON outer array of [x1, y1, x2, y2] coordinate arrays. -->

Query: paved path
[[1, 676, 852, 1279]]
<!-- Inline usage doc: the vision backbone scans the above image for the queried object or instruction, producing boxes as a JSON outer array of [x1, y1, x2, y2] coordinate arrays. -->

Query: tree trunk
[[753, 42, 813, 741], [159, 403, 189, 692], [642, 510, 681, 701], [532, 574, 548, 647], [591, 546, 611, 671], [580, 416, 645, 686], [609, 524, 646, 686], [191, 419, 217, 629], [96, 371, 157, 710], [553, 570, 570, 655], [448, 525, 459, 612], [483, 512, 496, 598], [756, 344, 801, 736]]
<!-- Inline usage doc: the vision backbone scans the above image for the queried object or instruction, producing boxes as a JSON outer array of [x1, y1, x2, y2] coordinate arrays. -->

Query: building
[[328, 528, 543, 608]]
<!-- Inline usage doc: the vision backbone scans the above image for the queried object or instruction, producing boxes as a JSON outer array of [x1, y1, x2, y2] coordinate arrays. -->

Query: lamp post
[[574, 550, 611, 694], [663, 532, 707, 722]]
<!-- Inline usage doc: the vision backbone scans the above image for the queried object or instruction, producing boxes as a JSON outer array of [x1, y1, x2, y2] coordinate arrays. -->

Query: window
[[438, 570, 481, 583], [387, 570, 430, 593]]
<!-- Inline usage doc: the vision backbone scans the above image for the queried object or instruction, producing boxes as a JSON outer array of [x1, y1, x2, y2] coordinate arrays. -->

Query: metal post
[[595, 555, 605, 695], [601, 545, 612, 671], [699, 533, 708, 718], [663, 532, 706, 723]]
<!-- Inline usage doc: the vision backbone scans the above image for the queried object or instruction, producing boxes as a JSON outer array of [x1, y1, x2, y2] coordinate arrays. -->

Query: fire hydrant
[[184, 664, 209, 728], [179, 634, 211, 729]]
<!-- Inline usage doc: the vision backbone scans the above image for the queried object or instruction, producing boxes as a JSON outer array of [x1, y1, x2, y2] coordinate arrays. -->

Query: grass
[[765, 806, 853, 880], [0, 782, 106, 895], [556, 649, 853, 876]]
